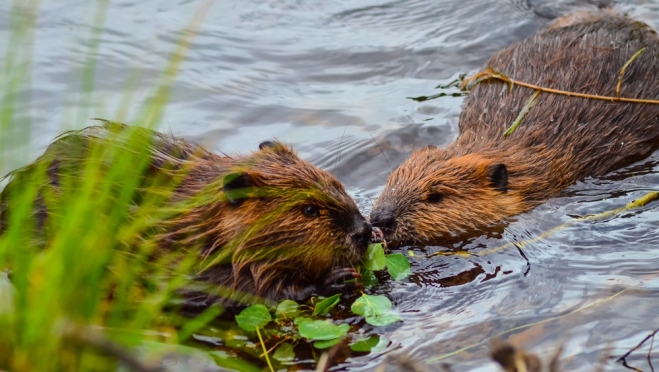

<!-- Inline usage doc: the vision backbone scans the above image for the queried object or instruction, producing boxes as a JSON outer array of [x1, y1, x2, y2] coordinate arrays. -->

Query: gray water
[[3, 0, 659, 370]]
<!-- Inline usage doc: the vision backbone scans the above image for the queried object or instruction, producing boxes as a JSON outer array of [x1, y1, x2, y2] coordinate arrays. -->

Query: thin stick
[[256, 327, 275, 372], [617, 48, 646, 98], [462, 67, 659, 105], [617, 329, 659, 362], [648, 332, 656, 372]]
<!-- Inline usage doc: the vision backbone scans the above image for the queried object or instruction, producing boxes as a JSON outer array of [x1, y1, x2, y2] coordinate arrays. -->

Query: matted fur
[[0, 121, 371, 308]]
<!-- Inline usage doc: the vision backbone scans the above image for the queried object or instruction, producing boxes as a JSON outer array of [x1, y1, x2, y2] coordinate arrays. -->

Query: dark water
[[4, 0, 659, 370]]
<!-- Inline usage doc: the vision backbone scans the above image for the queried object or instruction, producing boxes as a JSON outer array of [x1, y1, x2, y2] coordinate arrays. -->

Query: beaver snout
[[370, 204, 396, 233], [350, 216, 372, 249]]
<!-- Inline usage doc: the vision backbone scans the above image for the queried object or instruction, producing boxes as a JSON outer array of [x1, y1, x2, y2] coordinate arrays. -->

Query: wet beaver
[[371, 11, 659, 246], [0, 121, 372, 307]]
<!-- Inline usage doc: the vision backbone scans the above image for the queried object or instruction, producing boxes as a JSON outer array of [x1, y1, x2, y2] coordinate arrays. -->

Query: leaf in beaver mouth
[[235, 304, 272, 332], [351, 294, 401, 326]]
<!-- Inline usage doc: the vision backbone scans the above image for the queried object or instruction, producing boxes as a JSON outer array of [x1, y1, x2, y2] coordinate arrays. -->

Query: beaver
[[370, 11, 659, 246], [0, 121, 372, 308]]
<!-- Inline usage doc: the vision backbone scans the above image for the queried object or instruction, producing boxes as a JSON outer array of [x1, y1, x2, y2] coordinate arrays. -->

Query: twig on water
[[617, 329, 659, 363]]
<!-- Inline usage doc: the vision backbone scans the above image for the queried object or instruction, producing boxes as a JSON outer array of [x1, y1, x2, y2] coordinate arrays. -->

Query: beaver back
[[457, 14, 659, 179]]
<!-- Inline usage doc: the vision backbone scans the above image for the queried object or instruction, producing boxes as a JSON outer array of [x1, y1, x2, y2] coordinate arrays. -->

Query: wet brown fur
[[0, 122, 371, 307], [372, 12, 659, 245]]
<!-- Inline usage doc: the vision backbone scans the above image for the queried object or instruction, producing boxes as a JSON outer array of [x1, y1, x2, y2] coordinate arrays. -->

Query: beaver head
[[165, 140, 372, 303], [369, 147, 526, 246]]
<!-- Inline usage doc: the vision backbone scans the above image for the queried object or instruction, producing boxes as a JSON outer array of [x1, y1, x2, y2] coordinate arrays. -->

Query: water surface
[[3, 0, 659, 370]]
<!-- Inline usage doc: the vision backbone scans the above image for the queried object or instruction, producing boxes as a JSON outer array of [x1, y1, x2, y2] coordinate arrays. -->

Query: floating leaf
[[275, 300, 300, 319], [272, 342, 295, 362], [361, 269, 378, 287], [350, 335, 381, 352], [351, 294, 401, 326], [363, 243, 386, 271], [313, 293, 341, 316], [385, 253, 411, 280], [408, 250, 415, 257], [294, 317, 313, 327], [235, 304, 271, 332], [298, 320, 350, 341], [314, 337, 343, 349]]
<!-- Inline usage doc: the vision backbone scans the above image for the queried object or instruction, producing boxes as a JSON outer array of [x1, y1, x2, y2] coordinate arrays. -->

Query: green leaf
[[298, 320, 350, 341], [361, 269, 378, 287], [503, 89, 541, 136], [351, 294, 401, 326], [314, 337, 343, 349], [235, 304, 272, 332], [350, 335, 381, 352], [272, 342, 295, 362], [385, 253, 411, 280], [294, 317, 313, 326], [275, 300, 300, 319], [313, 293, 341, 316], [363, 243, 386, 271]]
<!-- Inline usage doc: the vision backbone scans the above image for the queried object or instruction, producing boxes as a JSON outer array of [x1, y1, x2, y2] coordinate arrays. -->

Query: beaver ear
[[223, 172, 253, 206], [258, 141, 276, 150], [258, 140, 292, 154], [486, 163, 508, 192]]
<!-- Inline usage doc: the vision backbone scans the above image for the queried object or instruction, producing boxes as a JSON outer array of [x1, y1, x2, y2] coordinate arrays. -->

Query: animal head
[[175, 141, 371, 289], [370, 147, 525, 246]]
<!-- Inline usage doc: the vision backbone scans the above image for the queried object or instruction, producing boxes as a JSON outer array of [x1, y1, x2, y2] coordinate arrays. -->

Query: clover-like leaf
[[385, 253, 411, 280], [351, 294, 401, 326], [314, 337, 344, 349], [272, 342, 295, 362], [363, 243, 386, 271], [350, 335, 381, 352], [275, 300, 300, 319], [298, 320, 350, 341], [235, 304, 271, 332], [313, 293, 341, 316], [361, 269, 378, 287]]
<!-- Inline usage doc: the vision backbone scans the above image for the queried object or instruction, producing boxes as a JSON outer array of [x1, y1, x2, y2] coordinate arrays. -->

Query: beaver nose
[[351, 217, 372, 247], [370, 206, 395, 232]]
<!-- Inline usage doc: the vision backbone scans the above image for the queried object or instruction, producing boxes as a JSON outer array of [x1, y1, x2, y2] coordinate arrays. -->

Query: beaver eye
[[426, 193, 444, 203], [302, 204, 320, 218]]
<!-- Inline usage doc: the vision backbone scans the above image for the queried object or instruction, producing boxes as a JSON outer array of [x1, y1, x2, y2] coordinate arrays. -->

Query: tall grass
[[0, 1, 252, 371]]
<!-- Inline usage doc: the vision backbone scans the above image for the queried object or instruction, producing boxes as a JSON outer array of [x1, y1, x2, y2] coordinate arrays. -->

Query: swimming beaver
[[0, 121, 372, 307], [370, 11, 659, 246]]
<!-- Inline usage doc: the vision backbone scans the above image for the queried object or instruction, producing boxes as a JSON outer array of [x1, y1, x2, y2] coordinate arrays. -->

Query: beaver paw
[[321, 267, 363, 296]]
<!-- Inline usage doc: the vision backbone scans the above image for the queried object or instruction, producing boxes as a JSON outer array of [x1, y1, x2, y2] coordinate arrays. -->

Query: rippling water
[[4, 0, 659, 370]]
